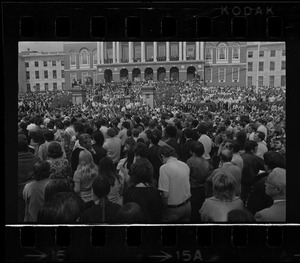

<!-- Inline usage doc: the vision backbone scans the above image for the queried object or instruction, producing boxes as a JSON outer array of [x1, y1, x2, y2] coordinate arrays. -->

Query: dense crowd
[[17, 80, 286, 223]]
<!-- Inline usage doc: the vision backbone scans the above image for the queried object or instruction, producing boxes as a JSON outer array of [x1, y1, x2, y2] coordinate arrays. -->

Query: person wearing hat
[[255, 167, 286, 222]]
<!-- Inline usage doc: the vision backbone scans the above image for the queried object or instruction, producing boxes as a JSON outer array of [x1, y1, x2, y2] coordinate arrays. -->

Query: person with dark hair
[[44, 179, 70, 202], [133, 142, 148, 161], [99, 157, 124, 206], [256, 118, 268, 141], [180, 128, 196, 163], [98, 117, 108, 140], [165, 125, 181, 158], [103, 128, 122, 166], [116, 202, 145, 224], [231, 140, 244, 172], [28, 116, 47, 156], [227, 209, 255, 222], [158, 146, 191, 223], [91, 130, 107, 165], [72, 122, 85, 150], [253, 131, 268, 159], [38, 192, 85, 223], [131, 128, 140, 142], [200, 172, 244, 222], [247, 151, 285, 215], [147, 129, 163, 186], [240, 140, 265, 204], [123, 158, 161, 223], [80, 176, 121, 223], [23, 161, 51, 222], [38, 130, 55, 161], [47, 141, 71, 185], [186, 141, 210, 223], [117, 121, 130, 148], [205, 148, 242, 199], [18, 139, 40, 222]]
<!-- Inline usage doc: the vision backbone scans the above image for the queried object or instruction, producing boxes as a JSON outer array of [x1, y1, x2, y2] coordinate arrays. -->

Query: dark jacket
[[147, 144, 163, 181], [180, 138, 195, 163]]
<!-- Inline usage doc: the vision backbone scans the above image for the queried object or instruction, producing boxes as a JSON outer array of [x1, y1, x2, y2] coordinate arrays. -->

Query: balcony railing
[[146, 58, 153, 62], [157, 56, 166, 61], [104, 59, 113, 64], [121, 59, 129, 63], [170, 56, 179, 61], [186, 56, 196, 60]]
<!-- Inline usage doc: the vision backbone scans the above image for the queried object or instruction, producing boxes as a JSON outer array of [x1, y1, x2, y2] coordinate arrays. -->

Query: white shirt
[[100, 126, 108, 140], [198, 134, 212, 160], [257, 125, 268, 140]]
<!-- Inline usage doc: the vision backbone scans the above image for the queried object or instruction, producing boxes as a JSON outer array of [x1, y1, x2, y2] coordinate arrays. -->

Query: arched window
[[80, 49, 90, 66], [93, 49, 98, 65], [217, 43, 228, 61], [69, 51, 76, 66], [232, 43, 240, 61], [205, 44, 213, 61]]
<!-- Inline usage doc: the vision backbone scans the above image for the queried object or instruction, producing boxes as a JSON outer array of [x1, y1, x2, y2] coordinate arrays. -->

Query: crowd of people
[[17, 79, 286, 223]]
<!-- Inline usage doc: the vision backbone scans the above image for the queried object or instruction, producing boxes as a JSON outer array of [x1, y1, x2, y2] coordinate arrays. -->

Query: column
[[116, 42, 120, 63], [97, 42, 100, 64], [183, 42, 187, 61], [141, 42, 145, 62], [200, 42, 204, 60], [179, 42, 182, 61], [100, 42, 104, 64], [196, 42, 200, 60], [129, 42, 133, 63], [112, 42, 116, 63], [153, 42, 157, 62], [166, 42, 170, 61]]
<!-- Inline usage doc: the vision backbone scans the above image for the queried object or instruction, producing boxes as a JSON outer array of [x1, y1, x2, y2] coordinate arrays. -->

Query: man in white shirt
[[256, 118, 268, 141], [197, 124, 212, 161], [158, 146, 191, 223], [103, 128, 121, 166], [253, 131, 268, 159]]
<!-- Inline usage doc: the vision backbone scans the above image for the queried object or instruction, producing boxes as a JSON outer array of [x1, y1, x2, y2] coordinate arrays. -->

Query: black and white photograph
[[17, 41, 286, 224]]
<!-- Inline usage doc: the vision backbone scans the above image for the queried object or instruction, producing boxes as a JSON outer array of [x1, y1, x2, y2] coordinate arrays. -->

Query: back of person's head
[[129, 158, 154, 185], [47, 121, 55, 130], [78, 149, 94, 166], [107, 128, 116, 138], [183, 128, 193, 139], [94, 120, 102, 130], [158, 145, 176, 158], [122, 121, 130, 129], [116, 202, 145, 223], [79, 133, 91, 146], [47, 141, 63, 158], [197, 123, 207, 134], [133, 142, 148, 157], [92, 176, 111, 199], [43, 130, 54, 142], [137, 138, 145, 144], [32, 161, 50, 180], [212, 172, 237, 201], [44, 179, 70, 202], [125, 137, 136, 149], [34, 116, 43, 126], [84, 126, 94, 136], [220, 148, 233, 163], [165, 125, 177, 139], [92, 130, 104, 146], [98, 156, 116, 174], [227, 209, 255, 222], [150, 129, 162, 145], [149, 120, 156, 130], [232, 140, 241, 154], [263, 151, 285, 170], [74, 122, 85, 134], [244, 140, 258, 153], [267, 167, 286, 195], [18, 138, 29, 152], [190, 141, 205, 157], [55, 120, 64, 130], [256, 131, 265, 141], [131, 128, 140, 138], [63, 119, 70, 127], [235, 130, 247, 146], [37, 192, 85, 223]]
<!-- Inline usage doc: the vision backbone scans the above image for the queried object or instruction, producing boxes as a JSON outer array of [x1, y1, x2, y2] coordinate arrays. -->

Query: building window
[[134, 45, 141, 61], [35, 83, 40, 92], [218, 68, 226, 82], [53, 83, 57, 91], [61, 70, 65, 78], [281, 61, 286, 70], [146, 45, 153, 61], [269, 76, 275, 87], [70, 73, 77, 84], [43, 61, 47, 67], [248, 62, 253, 72], [282, 49, 285, 56], [232, 43, 240, 60], [25, 62, 29, 67], [93, 50, 97, 65], [45, 83, 48, 92], [27, 84, 31, 92], [44, 70, 48, 79], [80, 49, 90, 65], [270, 61, 275, 71], [26, 71, 30, 80], [259, 51, 264, 57], [35, 61, 39, 67], [35, 71, 39, 79], [70, 51, 76, 66], [248, 51, 253, 58], [281, 75, 286, 86], [82, 72, 89, 83], [122, 43, 129, 62], [106, 42, 113, 61], [52, 61, 56, 66], [270, 50, 276, 57], [53, 70, 57, 79], [247, 76, 252, 86], [205, 68, 212, 82], [205, 45, 213, 61], [186, 43, 195, 60], [61, 60, 64, 66], [259, 62, 264, 71], [217, 43, 228, 61], [232, 67, 239, 82], [158, 44, 166, 58], [170, 43, 178, 57], [258, 76, 263, 87]]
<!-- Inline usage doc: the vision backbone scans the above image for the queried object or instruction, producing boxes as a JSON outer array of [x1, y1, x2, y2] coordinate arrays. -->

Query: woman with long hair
[[99, 157, 124, 206], [73, 150, 98, 209]]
